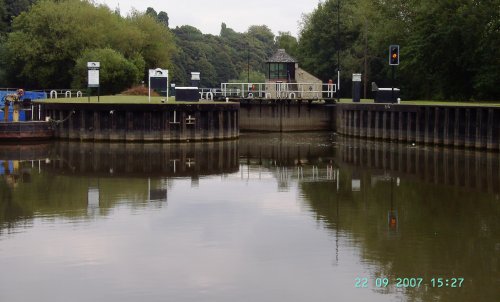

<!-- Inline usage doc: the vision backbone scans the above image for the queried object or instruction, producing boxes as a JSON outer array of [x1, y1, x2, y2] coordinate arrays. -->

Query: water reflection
[[239, 133, 339, 192], [0, 141, 239, 233], [301, 136, 500, 302], [0, 134, 498, 302]]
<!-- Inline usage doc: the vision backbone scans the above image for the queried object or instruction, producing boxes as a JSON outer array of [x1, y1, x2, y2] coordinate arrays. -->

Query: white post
[[148, 73, 151, 103]]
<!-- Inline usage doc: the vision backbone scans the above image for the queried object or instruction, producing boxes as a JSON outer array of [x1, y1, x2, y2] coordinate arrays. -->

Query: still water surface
[[0, 133, 498, 302]]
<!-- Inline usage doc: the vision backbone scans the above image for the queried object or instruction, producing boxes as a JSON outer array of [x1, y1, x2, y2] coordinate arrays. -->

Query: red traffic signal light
[[389, 45, 399, 65]]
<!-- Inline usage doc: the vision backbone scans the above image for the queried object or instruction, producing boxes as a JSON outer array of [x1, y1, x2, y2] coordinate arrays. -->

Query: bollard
[[352, 73, 362, 102]]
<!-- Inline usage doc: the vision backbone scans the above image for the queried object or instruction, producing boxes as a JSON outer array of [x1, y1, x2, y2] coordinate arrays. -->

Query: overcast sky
[[97, 0, 320, 37]]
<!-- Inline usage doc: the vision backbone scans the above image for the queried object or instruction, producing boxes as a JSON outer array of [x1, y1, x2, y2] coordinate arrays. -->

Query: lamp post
[[337, 0, 341, 103], [247, 41, 250, 83]]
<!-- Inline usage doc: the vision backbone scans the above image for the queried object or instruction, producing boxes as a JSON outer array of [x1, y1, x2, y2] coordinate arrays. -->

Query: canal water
[[0, 133, 498, 302]]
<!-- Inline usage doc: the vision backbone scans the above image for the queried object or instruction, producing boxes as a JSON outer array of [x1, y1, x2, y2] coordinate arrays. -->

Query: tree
[[247, 25, 274, 46], [126, 10, 175, 73], [2, 0, 174, 89], [275, 31, 298, 58], [296, 0, 500, 100], [0, 0, 7, 34], [229, 70, 265, 83], [473, 9, 500, 100], [72, 48, 141, 94], [170, 23, 273, 87], [157, 11, 169, 28], [297, 0, 358, 88], [172, 23, 269, 86], [0, 0, 37, 34], [4, 0, 35, 17], [145, 7, 157, 18], [145, 7, 168, 28]]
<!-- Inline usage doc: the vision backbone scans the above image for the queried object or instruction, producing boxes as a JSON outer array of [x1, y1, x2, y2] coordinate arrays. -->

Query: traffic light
[[389, 45, 399, 65]]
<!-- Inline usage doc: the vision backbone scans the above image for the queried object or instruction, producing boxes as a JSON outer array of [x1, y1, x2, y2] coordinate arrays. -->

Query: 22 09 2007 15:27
[[355, 277, 465, 288]]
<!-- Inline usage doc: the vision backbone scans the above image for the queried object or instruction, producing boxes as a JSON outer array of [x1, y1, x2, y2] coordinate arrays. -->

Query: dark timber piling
[[42, 103, 239, 142], [336, 103, 500, 151], [337, 136, 500, 193], [239, 100, 334, 132]]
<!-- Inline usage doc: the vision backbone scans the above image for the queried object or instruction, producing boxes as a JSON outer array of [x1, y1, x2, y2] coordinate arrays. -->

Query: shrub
[[122, 86, 159, 96], [72, 48, 141, 95]]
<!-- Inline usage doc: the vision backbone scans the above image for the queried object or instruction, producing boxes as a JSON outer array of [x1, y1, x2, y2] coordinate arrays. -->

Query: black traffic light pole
[[389, 45, 399, 104], [337, 0, 340, 103], [392, 65, 395, 103]]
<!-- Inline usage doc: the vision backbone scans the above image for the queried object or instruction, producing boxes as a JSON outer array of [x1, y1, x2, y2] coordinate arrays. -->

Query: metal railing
[[46, 89, 85, 99], [0, 88, 86, 100], [220, 82, 337, 100]]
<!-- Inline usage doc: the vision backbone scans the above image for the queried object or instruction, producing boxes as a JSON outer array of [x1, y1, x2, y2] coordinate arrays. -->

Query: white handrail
[[220, 82, 337, 99]]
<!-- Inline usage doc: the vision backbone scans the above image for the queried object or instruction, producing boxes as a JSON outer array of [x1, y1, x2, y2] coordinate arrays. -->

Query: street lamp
[[247, 39, 250, 83], [337, 0, 341, 103]]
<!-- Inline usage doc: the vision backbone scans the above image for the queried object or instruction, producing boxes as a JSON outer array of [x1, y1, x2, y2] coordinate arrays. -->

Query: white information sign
[[149, 68, 168, 78], [148, 68, 169, 103], [87, 62, 100, 88]]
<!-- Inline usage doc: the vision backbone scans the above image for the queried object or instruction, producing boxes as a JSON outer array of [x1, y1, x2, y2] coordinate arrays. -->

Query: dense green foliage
[[0, 0, 37, 34], [170, 23, 275, 87], [275, 31, 298, 58], [0, 0, 276, 90], [0, 0, 498, 100], [145, 6, 169, 28], [72, 48, 143, 94], [0, 0, 174, 89], [297, 0, 500, 100]]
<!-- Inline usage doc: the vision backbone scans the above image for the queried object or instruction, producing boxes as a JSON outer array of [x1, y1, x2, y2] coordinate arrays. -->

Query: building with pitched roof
[[265, 49, 323, 99]]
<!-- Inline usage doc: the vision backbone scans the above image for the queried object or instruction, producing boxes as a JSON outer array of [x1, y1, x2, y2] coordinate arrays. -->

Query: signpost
[[148, 68, 169, 103], [87, 62, 100, 102]]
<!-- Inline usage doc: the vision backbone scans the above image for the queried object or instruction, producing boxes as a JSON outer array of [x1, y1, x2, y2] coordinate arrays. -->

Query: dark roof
[[266, 49, 297, 63]]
